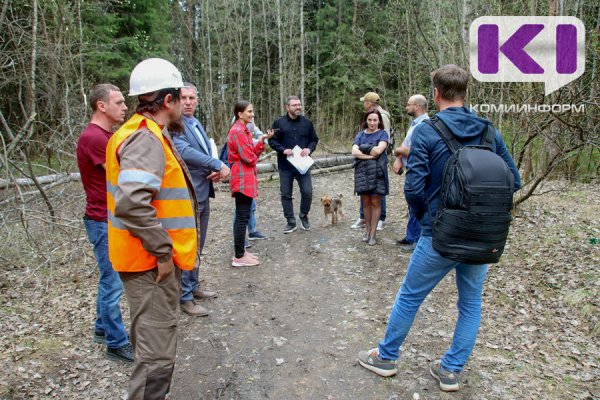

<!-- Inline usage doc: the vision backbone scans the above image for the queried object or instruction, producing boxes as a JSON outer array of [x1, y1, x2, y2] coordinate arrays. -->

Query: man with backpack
[[358, 65, 521, 392]]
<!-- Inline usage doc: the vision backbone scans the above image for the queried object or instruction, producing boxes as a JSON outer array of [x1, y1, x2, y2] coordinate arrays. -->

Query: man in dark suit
[[173, 82, 230, 316]]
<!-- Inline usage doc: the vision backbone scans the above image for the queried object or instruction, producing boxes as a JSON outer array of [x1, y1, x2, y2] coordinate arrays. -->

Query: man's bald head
[[406, 94, 428, 117]]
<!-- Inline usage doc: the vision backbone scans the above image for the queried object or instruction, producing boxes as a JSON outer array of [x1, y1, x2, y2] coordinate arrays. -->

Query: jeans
[[181, 200, 210, 303], [405, 210, 421, 243], [378, 236, 488, 373], [233, 193, 253, 258], [279, 168, 313, 223], [233, 199, 257, 234], [359, 196, 387, 221], [83, 218, 128, 348], [248, 199, 257, 233]]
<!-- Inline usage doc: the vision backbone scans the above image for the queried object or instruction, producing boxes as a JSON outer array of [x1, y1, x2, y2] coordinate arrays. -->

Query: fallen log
[[255, 154, 354, 174], [0, 155, 355, 189], [257, 163, 353, 183], [0, 173, 81, 189]]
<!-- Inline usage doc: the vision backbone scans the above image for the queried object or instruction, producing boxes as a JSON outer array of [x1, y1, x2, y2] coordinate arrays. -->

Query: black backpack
[[426, 117, 515, 264]]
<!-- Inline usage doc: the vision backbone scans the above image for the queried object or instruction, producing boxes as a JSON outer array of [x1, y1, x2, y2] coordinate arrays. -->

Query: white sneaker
[[351, 218, 365, 229], [377, 220, 384, 231]]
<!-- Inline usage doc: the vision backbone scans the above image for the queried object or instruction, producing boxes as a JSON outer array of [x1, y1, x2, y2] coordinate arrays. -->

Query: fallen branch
[[258, 163, 353, 183], [318, 143, 351, 155], [258, 150, 276, 162], [1, 155, 356, 190], [0, 175, 78, 206], [0, 172, 81, 189]]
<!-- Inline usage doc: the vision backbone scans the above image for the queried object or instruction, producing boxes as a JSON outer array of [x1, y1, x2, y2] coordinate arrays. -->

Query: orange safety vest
[[106, 113, 197, 272]]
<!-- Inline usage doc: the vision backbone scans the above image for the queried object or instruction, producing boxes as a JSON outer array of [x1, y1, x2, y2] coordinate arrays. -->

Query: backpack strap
[[424, 117, 462, 154], [480, 124, 495, 149]]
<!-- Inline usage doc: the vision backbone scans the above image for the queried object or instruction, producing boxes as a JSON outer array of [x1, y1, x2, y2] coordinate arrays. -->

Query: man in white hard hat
[[105, 58, 199, 399]]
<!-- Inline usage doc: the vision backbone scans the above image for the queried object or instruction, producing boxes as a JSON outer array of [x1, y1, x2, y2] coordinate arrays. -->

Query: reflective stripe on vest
[[105, 113, 197, 272]]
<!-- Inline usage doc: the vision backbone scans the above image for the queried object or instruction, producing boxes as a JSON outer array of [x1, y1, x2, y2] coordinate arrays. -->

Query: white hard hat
[[128, 58, 184, 96]]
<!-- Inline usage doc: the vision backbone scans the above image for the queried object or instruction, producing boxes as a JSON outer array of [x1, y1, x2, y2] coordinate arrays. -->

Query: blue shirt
[[402, 113, 430, 165]]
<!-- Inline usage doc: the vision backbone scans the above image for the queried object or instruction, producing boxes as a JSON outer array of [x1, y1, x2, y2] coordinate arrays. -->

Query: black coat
[[353, 155, 388, 195]]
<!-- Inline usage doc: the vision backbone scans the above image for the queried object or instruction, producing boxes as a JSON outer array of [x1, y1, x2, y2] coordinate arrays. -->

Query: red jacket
[[227, 120, 265, 198]]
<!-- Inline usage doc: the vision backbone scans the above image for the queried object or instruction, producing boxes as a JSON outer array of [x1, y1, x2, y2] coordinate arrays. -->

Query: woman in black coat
[[352, 109, 389, 245]]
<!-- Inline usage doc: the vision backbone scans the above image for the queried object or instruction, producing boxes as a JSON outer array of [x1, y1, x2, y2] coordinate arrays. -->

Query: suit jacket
[[173, 116, 223, 203]]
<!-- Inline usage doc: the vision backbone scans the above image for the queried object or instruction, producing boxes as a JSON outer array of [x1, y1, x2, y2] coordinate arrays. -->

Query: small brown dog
[[321, 194, 344, 226]]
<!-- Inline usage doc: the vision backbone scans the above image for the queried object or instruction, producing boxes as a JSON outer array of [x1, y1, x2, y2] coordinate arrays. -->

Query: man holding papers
[[270, 96, 319, 233]]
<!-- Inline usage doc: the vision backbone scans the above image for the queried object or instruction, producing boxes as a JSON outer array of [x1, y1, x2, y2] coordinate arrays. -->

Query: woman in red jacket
[[228, 101, 274, 267]]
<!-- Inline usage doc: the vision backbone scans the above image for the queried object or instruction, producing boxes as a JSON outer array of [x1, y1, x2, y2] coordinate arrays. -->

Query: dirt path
[[0, 169, 597, 399], [169, 170, 598, 399]]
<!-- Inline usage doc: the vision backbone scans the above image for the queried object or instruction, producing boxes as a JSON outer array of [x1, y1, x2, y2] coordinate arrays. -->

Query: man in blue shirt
[[358, 65, 521, 392], [173, 83, 230, 316], [393, 94, 429, 252]]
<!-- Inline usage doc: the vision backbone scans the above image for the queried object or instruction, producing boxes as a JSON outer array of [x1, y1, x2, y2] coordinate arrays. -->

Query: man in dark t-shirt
[[76, 84, 133, 363]]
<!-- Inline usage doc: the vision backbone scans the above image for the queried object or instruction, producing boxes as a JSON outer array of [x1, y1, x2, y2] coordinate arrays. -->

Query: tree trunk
[[590, 2, 600, 99], [548, 0, 557, 16], [276, 0, 284, 111], [261, 0, 273, 121], [300, 0, 305, 106], [248, 0, 253, 102], [0, 0, 10, 32], [405, 11, 412, 94], [76, 0, 87, 116], [29, 0, 38, 123], [204, 0, 215, 133], [460, 0, 470, 65], [315, 35, 320, 128]]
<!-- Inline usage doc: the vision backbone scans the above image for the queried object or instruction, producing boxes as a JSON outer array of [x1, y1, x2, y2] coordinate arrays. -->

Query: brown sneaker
[[180, 300, 209, 317], [192, 288, 217, 299], [232, 253, 260, 267]]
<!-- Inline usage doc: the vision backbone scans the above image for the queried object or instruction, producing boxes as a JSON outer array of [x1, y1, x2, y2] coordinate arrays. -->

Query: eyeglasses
[[406, 103, 417, 106]]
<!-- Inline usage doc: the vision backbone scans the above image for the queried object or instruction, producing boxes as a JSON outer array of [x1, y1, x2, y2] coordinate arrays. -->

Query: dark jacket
[[405, 107, 522, 236], [173, 116, 223, 202], [353, 155, 388, 195], [270, 114, 319, 170]]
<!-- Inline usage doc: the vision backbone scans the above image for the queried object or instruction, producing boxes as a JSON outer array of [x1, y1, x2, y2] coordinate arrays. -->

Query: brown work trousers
[[120, 267, 182, 400]]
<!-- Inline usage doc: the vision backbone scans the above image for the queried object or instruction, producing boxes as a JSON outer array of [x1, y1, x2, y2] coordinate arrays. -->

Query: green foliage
[[81, 0, 174, 88], [0, 0, 598, 185]]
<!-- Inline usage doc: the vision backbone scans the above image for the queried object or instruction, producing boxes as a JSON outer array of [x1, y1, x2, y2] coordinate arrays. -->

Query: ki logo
[[470, 16, 585, 95]]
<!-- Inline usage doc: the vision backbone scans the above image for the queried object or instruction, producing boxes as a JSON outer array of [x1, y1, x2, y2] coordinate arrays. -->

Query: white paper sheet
[[287, 145, 314, 175]]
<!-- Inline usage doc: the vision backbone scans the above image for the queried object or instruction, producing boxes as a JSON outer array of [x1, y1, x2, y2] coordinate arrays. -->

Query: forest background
[[1, 0, 598, 198], [0, 0, 597, 257]]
